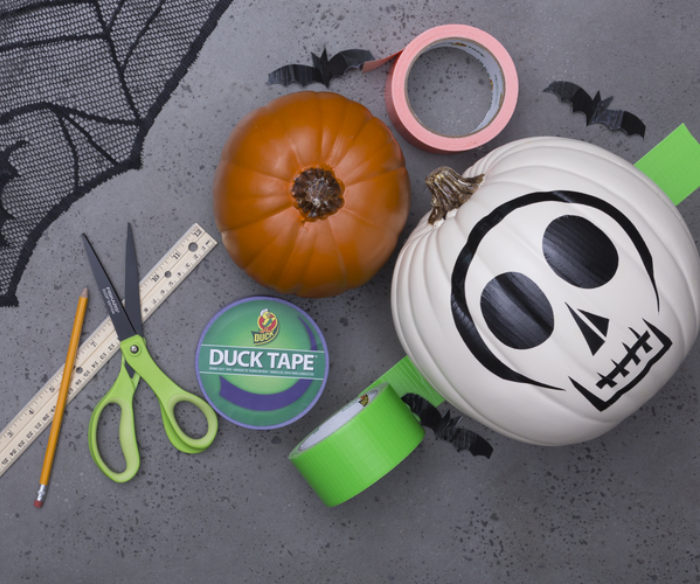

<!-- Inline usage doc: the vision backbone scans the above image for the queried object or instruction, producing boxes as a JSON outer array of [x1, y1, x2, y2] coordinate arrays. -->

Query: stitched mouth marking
[[597, 327, 654, 389], [569, 320, 672, 412]]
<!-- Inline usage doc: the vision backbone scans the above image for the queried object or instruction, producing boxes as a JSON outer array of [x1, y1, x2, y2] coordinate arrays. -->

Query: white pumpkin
[[391, 136, 700, 445]]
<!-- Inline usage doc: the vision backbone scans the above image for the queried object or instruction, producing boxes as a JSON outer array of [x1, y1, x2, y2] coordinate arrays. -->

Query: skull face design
[[451, 190, 672, 411]]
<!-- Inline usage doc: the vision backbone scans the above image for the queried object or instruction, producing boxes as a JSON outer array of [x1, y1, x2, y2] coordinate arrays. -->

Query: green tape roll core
[[289, 383, 425, 507]]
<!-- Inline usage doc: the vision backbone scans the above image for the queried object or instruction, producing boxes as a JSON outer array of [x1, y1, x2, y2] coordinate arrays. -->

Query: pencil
[[34, 287, 89, 508]]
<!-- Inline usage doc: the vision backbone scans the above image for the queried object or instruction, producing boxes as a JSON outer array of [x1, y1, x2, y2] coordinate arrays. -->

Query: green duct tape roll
[[289, 381, 425, 507]]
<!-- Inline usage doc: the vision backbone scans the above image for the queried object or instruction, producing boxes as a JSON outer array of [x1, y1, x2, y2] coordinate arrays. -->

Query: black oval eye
[[480, 272, 554, 349], [543, 215, 618, 288]]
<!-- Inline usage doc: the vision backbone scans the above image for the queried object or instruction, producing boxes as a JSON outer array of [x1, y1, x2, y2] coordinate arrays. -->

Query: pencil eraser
[[33, 499, 43, 508]]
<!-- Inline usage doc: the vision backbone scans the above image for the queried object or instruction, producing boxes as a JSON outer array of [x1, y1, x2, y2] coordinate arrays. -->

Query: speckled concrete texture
[[1, 1, 699, 583]]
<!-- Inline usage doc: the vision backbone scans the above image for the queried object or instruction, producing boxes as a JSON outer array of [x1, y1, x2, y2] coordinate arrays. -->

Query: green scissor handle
[[121, 334, 219, 452], [159, 404, 205, 454], [88, 359, 141, 483]]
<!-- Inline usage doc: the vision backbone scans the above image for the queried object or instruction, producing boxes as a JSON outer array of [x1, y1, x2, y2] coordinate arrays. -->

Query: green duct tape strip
[[635, 123, 700, 205], [369, 355, 444, 407], [289, 382, 425, 506]]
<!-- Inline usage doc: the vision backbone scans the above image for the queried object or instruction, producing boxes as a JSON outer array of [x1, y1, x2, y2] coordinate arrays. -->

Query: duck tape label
[[363, 24, 519, 153], [196, 296, 328, 429]]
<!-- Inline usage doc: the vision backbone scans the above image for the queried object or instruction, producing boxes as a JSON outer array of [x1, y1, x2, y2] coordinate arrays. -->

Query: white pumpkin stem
[[426, 166, 483, 224]]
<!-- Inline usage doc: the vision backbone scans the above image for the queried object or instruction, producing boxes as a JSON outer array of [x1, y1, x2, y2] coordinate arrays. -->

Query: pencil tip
[[81, 287, 89, 298]]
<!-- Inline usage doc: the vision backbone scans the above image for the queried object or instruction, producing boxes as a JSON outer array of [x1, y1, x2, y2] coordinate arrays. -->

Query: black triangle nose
[[566, 304, 610, 355]]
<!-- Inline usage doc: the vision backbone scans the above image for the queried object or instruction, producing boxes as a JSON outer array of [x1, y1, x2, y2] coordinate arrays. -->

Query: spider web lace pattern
[[0, 0, 234, 306]]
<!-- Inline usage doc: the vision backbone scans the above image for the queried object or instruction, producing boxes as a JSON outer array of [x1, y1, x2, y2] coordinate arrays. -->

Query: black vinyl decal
[[543, 81, 646, 137], [567, 304, 605, 355], [401, 394, 493, 457], [481, 272, 554, 349], [268, 48, 375, 87], [570, 320, 672, 410], [581, 309, 610, 336], [543, 215, 619, 288], [451, 190, 659, 393]]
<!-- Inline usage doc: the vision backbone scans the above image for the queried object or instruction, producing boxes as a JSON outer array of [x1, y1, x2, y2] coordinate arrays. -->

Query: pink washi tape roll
[[365, 24, 519, 153]]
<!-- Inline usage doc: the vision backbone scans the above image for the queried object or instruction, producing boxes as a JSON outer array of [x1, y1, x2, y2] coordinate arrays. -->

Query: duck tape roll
[[364, 24, 519, 153], [289, 357, 442, 507], [196, 296, 329, 429], [289, 384, 423, 507]]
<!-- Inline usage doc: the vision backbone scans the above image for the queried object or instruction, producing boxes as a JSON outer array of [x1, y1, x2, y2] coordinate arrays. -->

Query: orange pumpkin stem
[[292, 167, 344, 221], [425, 166, 483, 224]]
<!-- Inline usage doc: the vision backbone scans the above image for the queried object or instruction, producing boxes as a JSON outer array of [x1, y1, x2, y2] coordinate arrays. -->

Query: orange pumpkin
[[213, 91, 411, 297]]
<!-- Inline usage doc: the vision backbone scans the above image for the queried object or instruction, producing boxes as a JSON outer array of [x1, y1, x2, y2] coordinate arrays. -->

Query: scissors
[[82, 224, 218, 483]]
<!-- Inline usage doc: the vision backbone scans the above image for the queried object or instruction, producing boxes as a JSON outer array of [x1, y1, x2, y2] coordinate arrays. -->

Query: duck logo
[[253, 308, 279, 345]]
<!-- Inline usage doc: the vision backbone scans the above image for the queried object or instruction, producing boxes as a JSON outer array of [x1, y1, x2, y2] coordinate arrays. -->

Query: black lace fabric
[[0, 0, 233, 306]]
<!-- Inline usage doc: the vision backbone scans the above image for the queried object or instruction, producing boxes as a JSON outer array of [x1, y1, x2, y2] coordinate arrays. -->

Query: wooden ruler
[[0, 223, 217, 478]]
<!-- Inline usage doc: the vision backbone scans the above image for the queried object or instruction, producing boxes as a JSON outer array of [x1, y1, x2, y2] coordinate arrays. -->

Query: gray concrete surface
[[2, 1, 699, 582]]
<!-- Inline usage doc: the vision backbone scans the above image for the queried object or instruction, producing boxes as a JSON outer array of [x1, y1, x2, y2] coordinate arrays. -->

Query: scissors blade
[[81, 233, 138, 342], [124, 223, 143, 337]]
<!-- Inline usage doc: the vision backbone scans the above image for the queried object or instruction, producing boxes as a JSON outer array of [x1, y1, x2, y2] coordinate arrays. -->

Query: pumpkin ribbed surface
[[213, 91, 410, 297], [391, 136, 700, 445]]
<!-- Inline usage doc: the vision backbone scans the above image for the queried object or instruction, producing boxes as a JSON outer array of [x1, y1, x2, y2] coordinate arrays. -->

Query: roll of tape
[[196, 296, 329, 429], [289, 382, 425, 507], [367, 24, 519, 153]]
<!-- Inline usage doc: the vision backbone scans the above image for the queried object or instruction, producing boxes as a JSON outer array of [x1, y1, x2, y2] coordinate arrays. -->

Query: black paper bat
[[0, 0, 234, 307], [402, 394, 493, 457], [268, 48, 375, 87], [544, 81, 646, 137]]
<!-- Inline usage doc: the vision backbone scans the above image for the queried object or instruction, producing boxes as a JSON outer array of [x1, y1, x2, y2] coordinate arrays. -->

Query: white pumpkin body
[[391, 136, 700, 445]]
